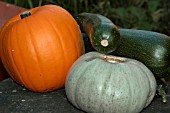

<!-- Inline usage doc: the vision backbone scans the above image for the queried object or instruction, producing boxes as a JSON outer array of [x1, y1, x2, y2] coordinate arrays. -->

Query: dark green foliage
[[1, 0, 169, 35]]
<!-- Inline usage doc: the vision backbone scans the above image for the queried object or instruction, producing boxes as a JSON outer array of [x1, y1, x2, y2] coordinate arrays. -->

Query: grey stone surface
[[0, 78, 169, 113]]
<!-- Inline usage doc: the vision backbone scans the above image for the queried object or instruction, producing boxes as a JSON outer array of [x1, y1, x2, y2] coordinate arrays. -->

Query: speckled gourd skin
[[76, 13, 120, 54], [65, 52, 157, 113], [114, 29, 170, 79]]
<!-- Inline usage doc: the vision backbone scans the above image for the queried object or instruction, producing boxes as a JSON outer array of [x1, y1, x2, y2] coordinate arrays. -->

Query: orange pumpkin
[[0, 5, 84, 92]]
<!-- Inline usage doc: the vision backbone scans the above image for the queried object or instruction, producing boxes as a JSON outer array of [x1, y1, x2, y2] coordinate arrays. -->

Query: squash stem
[[101, 40, 109, 47], [20, 11, 31, 19], [157, 85, 167, 103], [160, 89, 167, 103]]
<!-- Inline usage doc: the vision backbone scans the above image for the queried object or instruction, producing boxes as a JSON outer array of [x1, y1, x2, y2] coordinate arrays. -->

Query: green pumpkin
[[65, 52, 157, 113]]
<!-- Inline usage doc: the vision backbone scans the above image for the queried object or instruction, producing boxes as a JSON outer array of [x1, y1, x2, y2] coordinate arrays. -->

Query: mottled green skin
[[113, 29, 170, 80], [76, 13, 120, 54], [66, 52, 156, 113]]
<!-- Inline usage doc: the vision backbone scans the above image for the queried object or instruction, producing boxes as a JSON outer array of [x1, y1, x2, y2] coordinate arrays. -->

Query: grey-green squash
[[65, 52, 157, 113]]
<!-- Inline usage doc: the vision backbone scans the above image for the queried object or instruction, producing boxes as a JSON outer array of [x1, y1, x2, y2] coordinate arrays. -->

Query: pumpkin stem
[[20, 11, 31, 19], [104, 55, 125, 63]]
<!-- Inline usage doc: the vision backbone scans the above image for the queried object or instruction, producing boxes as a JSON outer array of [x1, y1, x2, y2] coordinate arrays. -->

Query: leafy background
[[1, 0, 170, 35]]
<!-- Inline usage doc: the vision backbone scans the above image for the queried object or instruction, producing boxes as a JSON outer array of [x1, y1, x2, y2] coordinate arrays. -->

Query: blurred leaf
[[152, 9, 165, 22], [111, 8, 127, 20], [27, 0, 33, 8], [148, 0, 162, 13], [127, 6, 147, 22]]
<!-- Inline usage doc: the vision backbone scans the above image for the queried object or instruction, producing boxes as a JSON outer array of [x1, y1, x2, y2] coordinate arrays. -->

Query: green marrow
[[76, 13, 120, 54], [114, 29, 170, 80], [82, 33, 94, 53]]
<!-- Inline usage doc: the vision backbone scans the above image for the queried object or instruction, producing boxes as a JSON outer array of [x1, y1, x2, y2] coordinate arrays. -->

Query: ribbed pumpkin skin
[[65, 52, 156, 113], [0, 5, 84, 92]]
